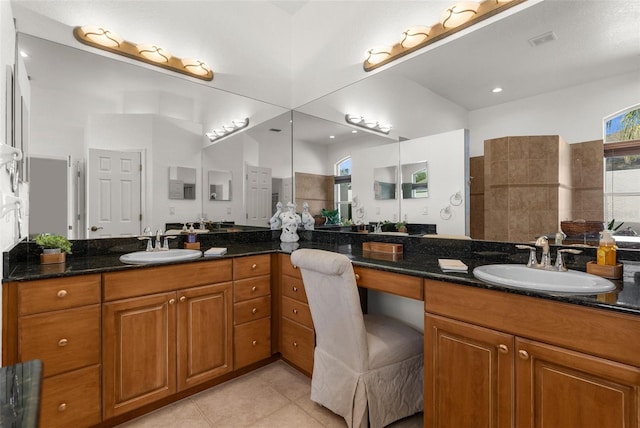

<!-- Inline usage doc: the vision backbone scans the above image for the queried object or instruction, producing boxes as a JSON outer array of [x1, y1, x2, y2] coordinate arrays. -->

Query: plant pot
[[40, 249, 66, 264]]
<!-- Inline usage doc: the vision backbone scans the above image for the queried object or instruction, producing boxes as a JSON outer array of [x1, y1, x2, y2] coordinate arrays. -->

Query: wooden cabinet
[[6, 274, 102, 428], [279, 253, 314, 375], [424, 279, 640, 428], [233, 254, 272, 369], [102, 260, 233, 419]]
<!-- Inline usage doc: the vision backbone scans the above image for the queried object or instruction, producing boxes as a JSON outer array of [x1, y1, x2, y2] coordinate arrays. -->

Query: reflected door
[[88, 149, 142, 238], [245, 165, 272, 226]]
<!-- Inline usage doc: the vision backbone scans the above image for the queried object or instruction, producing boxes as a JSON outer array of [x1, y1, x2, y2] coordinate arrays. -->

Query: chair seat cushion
[[364, 314, 423, 370]]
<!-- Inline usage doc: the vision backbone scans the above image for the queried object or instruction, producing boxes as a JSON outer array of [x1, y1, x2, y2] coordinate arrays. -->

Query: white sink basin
[[473, 264, 616, 295], [120, 249, 202, 265], [371, 231, 409, 236]]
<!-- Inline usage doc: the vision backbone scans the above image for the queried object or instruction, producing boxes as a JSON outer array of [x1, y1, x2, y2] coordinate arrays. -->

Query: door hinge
[[139, 164, 143, 172], [139, 214, 143, 221]]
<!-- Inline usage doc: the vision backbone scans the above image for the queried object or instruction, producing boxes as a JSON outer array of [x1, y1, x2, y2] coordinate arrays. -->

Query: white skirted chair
[[290, 248, 423, 428]]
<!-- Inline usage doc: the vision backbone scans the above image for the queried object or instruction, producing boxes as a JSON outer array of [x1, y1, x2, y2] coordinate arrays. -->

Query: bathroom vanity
[[3, 231, 640, 427]]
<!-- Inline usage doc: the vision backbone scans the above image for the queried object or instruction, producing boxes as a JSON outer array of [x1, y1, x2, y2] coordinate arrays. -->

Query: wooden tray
[[363, 250, 403, 262], [586, 261, 622, 279], [184, 242, 201, 250], [362, 242, 403, 253]]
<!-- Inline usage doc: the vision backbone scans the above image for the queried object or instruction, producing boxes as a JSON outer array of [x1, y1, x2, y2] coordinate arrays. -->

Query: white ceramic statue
[[301, 201, 315, 230], [269, 201, 283, 230], [279, 202, 301, 242]]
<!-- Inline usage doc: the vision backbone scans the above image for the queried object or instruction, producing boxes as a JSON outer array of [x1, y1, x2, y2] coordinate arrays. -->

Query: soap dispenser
[[597, 230, 617, 266]]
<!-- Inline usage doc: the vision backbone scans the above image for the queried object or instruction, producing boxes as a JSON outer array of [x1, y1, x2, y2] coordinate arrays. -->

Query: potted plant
[[35, 233, 72, 264], [395, 221, 408, 233]]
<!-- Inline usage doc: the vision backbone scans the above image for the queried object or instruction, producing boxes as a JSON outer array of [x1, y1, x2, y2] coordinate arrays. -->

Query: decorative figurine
[[301, 201, 315, 230], [279, 202, 301, 242], [269, 201, 283, 230]]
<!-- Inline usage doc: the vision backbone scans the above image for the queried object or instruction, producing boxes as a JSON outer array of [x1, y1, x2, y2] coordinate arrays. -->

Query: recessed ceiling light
[[329, 135, 336, 139], [20, 51, 29, 58], [491, 87, 503, 93], [351, 130, 357, 133]]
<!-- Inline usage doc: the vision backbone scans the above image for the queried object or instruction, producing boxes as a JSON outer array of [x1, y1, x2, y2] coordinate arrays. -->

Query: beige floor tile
[[117, 399, 211, 428], [294, 394, 347, 428], [250, 403, 326, 428], [191, 371, 290, 427], [253, 360, 312, 401]]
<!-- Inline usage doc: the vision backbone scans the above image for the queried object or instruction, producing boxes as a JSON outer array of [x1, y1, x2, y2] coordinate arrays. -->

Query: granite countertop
[[3, 232, 640, 316], [0, 360, 42, 428]]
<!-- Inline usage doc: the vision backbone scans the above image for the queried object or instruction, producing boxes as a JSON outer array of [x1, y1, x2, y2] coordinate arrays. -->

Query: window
[[603, 104, 640, 234], [411, 168, 428, 198], [335, 156, 352, 222]]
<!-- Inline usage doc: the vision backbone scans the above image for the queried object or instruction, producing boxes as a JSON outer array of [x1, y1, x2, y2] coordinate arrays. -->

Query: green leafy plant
[[395, 221, 407, 231], [321, 208, 341, 225], [35, 233, 72, 254], [606, 219, 624, 231]]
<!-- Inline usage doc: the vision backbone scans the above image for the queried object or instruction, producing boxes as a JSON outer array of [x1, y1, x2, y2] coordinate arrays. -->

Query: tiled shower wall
[[294, 172, 334, 216], [571, 140, 604, 222]]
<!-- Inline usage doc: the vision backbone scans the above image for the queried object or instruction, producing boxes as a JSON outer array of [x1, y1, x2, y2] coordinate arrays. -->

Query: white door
[[245, 164, 272, 227], [88, 149, 142, 238]]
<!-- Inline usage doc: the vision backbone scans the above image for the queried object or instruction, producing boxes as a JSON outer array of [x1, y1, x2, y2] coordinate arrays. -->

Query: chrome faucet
[[555, 248, 582, 271], [517, 239, 582, 271], [535, 236, 551, 269], [155, 229, 164, 250]]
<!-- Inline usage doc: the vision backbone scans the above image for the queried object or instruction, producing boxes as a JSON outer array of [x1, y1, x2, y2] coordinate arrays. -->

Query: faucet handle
[[516, 245, 539, 267], [555, 248, 582, 271]]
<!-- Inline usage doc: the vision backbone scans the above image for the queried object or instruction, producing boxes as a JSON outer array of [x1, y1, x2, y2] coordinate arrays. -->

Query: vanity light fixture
[[345, 114, 392, 135], [73, 25, 213, 81], [363, 0, 526, 72], [206, 118, 250, 143]]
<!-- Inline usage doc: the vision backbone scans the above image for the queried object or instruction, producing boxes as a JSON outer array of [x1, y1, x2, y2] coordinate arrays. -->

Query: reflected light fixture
[[73, 25, 213, 81], [345, 114, 392, 135], [440, 2, 481, 29], [363, 0, 527, 72], [206, 118, 250, 143]]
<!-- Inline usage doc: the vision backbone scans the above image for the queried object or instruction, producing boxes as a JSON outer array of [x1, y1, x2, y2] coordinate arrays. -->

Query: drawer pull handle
[[252, 340, 257, 346], [292, 308, 298, 315], [498, 344, 508, 354], [518, 350, 530, 360], [58, 403, 67, 412], [293, 341, 298, 347], [57, 290, 68, 298], [355, 274, 360, 281], [169, 298, 176, 305], [251, 286, 257, 292], [179, 296, 186, 303], [251, 263, 257, 269], [252, 308, 258, 314], [292, 286, 298, 292], [58, 338, 68, 347]]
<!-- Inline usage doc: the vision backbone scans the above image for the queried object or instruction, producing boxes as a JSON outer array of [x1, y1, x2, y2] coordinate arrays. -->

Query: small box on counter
[[586, 261, 622, 280], [184, 242, 201, 250], [362, 242, 403, 254]]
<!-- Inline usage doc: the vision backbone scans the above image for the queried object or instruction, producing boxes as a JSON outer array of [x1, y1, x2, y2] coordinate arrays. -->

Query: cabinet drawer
[[281, 275, 308, 303], [234, 317, 271, 369], [20, 305, 101, 377], [19, 274, 101, 315], [40, 365, 101, 428], [233, 254, 271, 279], [281, 317, 314, 375], [234, 276, 271, 302], [354, 266, 423, 300], [235, 296, 271, 325], [280, 254, 302, 279], [282, 296, 313, 329]]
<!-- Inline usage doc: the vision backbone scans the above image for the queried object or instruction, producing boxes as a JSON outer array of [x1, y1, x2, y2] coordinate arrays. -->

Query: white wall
[[468, 71, 640, 157]]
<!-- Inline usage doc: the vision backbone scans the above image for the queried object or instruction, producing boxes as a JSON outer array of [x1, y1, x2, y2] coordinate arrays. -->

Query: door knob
[[90, 225, 103, 232]]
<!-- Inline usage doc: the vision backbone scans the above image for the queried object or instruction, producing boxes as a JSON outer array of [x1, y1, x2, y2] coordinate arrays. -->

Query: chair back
[[290, 249, 369, 372]]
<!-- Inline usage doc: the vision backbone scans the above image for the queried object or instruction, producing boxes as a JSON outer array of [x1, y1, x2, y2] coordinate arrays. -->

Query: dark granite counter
[[0, 360, 42, 428], [3, 229, 640, 316]]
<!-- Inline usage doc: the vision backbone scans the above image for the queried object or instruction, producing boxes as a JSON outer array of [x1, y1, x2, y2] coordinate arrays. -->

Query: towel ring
[[449, 191, 463, 206], [440, 206, 453, 220]]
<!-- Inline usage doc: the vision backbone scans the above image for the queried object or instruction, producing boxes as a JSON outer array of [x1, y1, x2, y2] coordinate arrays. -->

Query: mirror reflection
[[168, 167, 196, 200], [373, 166, 397, 200], [207, 170, 232, 201], [401, 162, 428, 200]]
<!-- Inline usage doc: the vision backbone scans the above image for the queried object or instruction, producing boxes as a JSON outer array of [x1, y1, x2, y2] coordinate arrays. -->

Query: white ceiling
[[10, 0, 640, 144]]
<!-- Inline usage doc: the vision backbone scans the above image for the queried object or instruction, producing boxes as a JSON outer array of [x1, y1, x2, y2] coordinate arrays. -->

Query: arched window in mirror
[[603, 104, 640, 236], [335, 156, 352, 222]]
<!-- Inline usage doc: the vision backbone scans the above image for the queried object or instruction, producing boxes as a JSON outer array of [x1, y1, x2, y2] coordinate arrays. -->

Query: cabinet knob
[[58, 338, 68, 347], [169, 298, 176, 305], [518, 350, 530, 360], [251, 286, 257, 292], [57, 290, 67, 298], [292, 286, 298, 292], [252, 340, 257, 346], [293, 341, 298, 347], [58, 403, 67, 412], [179, 296, 186, 302], [292, 308, 298, 315], [293, 265, 298, 269], [251, 263, 257, 269], [252, 307, 257, 314], [355, 274, 360, 281], [498, 344, 509, 354]]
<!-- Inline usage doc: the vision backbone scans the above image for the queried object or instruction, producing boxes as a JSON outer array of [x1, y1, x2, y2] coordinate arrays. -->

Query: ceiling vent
[[528, 31, 558, 47]]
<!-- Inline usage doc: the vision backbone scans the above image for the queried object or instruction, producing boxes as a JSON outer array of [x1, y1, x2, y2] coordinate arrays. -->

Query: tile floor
[[118, 361, 423, 428]]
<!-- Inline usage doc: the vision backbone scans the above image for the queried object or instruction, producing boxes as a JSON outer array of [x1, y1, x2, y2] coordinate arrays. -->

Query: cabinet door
[[103, 292, 177, 419], [516, 337, 640, 428], [177, 282, 233, 391], [425, 314, 514, 428]]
